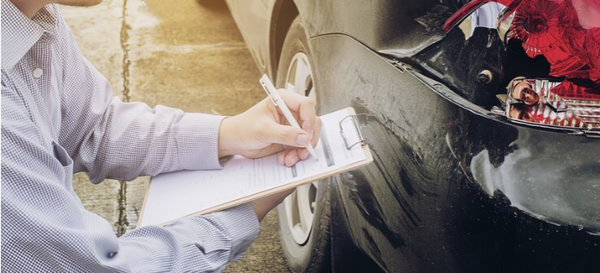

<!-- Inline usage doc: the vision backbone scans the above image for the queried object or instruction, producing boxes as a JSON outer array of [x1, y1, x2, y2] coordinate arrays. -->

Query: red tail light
[[506, 0, 600, 83], [445, 0, 600, 84], [444, 1, 600, 135]]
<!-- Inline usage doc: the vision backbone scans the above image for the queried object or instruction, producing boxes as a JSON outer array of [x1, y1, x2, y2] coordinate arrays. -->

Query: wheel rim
[[282, 52, 318, 245]]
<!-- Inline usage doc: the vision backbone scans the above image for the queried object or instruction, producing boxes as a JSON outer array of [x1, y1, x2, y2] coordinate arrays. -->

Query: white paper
[[139, 108, 366, 227]]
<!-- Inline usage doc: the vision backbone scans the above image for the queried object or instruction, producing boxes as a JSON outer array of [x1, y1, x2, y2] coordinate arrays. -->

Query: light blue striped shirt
[[1, 1, 259, 271]]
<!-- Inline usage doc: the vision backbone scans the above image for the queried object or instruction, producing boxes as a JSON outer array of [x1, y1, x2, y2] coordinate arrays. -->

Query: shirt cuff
[[175, 113, 225, 170], [211, 203, 260, 261]]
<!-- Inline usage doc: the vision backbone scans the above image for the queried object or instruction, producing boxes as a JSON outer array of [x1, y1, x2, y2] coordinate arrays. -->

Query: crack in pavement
[[117, 0, 132, 237], [120, 0, 132, 103]]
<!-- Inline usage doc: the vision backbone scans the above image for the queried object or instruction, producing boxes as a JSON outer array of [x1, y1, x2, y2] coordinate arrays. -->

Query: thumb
[[265, 123, 310, 147]]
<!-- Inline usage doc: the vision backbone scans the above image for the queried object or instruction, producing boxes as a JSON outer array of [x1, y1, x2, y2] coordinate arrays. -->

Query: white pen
[[259, 74, 319, 161]]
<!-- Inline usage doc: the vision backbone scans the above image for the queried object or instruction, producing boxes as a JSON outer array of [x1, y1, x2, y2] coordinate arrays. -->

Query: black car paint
[[413, 26, 508, 105], [310, 33, 600, 272], [225, 0, 600, 272], [295, 0, 471, 57]]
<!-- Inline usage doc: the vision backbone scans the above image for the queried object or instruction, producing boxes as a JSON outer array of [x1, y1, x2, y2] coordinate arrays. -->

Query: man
[[1, 0, 321, 271]]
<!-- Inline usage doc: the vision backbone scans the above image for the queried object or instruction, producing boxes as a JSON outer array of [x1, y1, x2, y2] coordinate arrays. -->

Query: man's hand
[[250, 188, 295, 221], [218, 89, 321, 167]]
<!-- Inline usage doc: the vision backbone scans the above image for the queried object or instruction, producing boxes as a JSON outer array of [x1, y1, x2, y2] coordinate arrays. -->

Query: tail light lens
[[504, 0, 600, 83]]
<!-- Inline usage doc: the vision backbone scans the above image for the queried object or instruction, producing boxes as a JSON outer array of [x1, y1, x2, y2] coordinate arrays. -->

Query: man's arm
[[56, 19, 226, 182], [63, 93, 226, 183], [56, 12, 320, 182], [1, 89, 259, 271]]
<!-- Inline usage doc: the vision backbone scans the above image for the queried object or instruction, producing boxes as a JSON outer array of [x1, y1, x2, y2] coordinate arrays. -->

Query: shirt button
[[33, 68, 43, 78]]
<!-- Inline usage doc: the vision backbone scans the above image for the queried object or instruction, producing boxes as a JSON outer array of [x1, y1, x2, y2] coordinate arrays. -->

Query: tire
[[275, 16, 332, 273]]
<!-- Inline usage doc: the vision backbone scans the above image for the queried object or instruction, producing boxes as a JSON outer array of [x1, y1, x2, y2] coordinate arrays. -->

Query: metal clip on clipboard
[[339, 114, 366, 150]]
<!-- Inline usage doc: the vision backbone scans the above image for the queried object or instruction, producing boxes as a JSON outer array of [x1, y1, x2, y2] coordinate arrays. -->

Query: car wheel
[[275, 16, 332, 273]]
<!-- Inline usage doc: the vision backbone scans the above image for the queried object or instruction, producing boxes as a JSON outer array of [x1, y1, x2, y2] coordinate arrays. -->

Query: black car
[[224, 0, 600, 272]]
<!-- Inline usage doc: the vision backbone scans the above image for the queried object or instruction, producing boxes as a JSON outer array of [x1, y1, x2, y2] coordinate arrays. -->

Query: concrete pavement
[[61, 1, 291, 271]]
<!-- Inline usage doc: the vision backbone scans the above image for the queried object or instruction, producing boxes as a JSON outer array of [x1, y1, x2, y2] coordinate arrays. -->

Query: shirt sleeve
[[68, 94, 228, 183], [1, 87, 260, 271], [53, 13, 225, 182]]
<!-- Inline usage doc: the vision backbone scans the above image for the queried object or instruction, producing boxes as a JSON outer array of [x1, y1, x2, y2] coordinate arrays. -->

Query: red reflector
[[586, 28, 600, 72], [551, 81, 600, 101]]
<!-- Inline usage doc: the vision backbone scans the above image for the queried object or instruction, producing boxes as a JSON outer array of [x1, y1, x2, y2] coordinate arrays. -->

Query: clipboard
[[137, 107, 373, 227]]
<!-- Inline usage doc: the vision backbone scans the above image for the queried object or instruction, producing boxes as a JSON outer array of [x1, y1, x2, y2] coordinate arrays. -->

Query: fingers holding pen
[[276, 117, 321, 167], [277, 89, 318, 130], [265, 122, 311, 148], [279, 149, 301, 167], [303, 117, 321, 147], [258, 76, 319, 166], [274, 89, 321, 167], [277, 88, 320, 137]]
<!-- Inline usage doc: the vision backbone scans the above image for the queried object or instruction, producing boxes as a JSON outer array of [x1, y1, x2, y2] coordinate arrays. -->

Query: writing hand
[[218, 88, 321, 166]]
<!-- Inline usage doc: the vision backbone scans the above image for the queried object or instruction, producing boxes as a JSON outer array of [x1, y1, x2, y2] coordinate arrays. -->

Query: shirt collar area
[[1, 0, 59, 70]]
